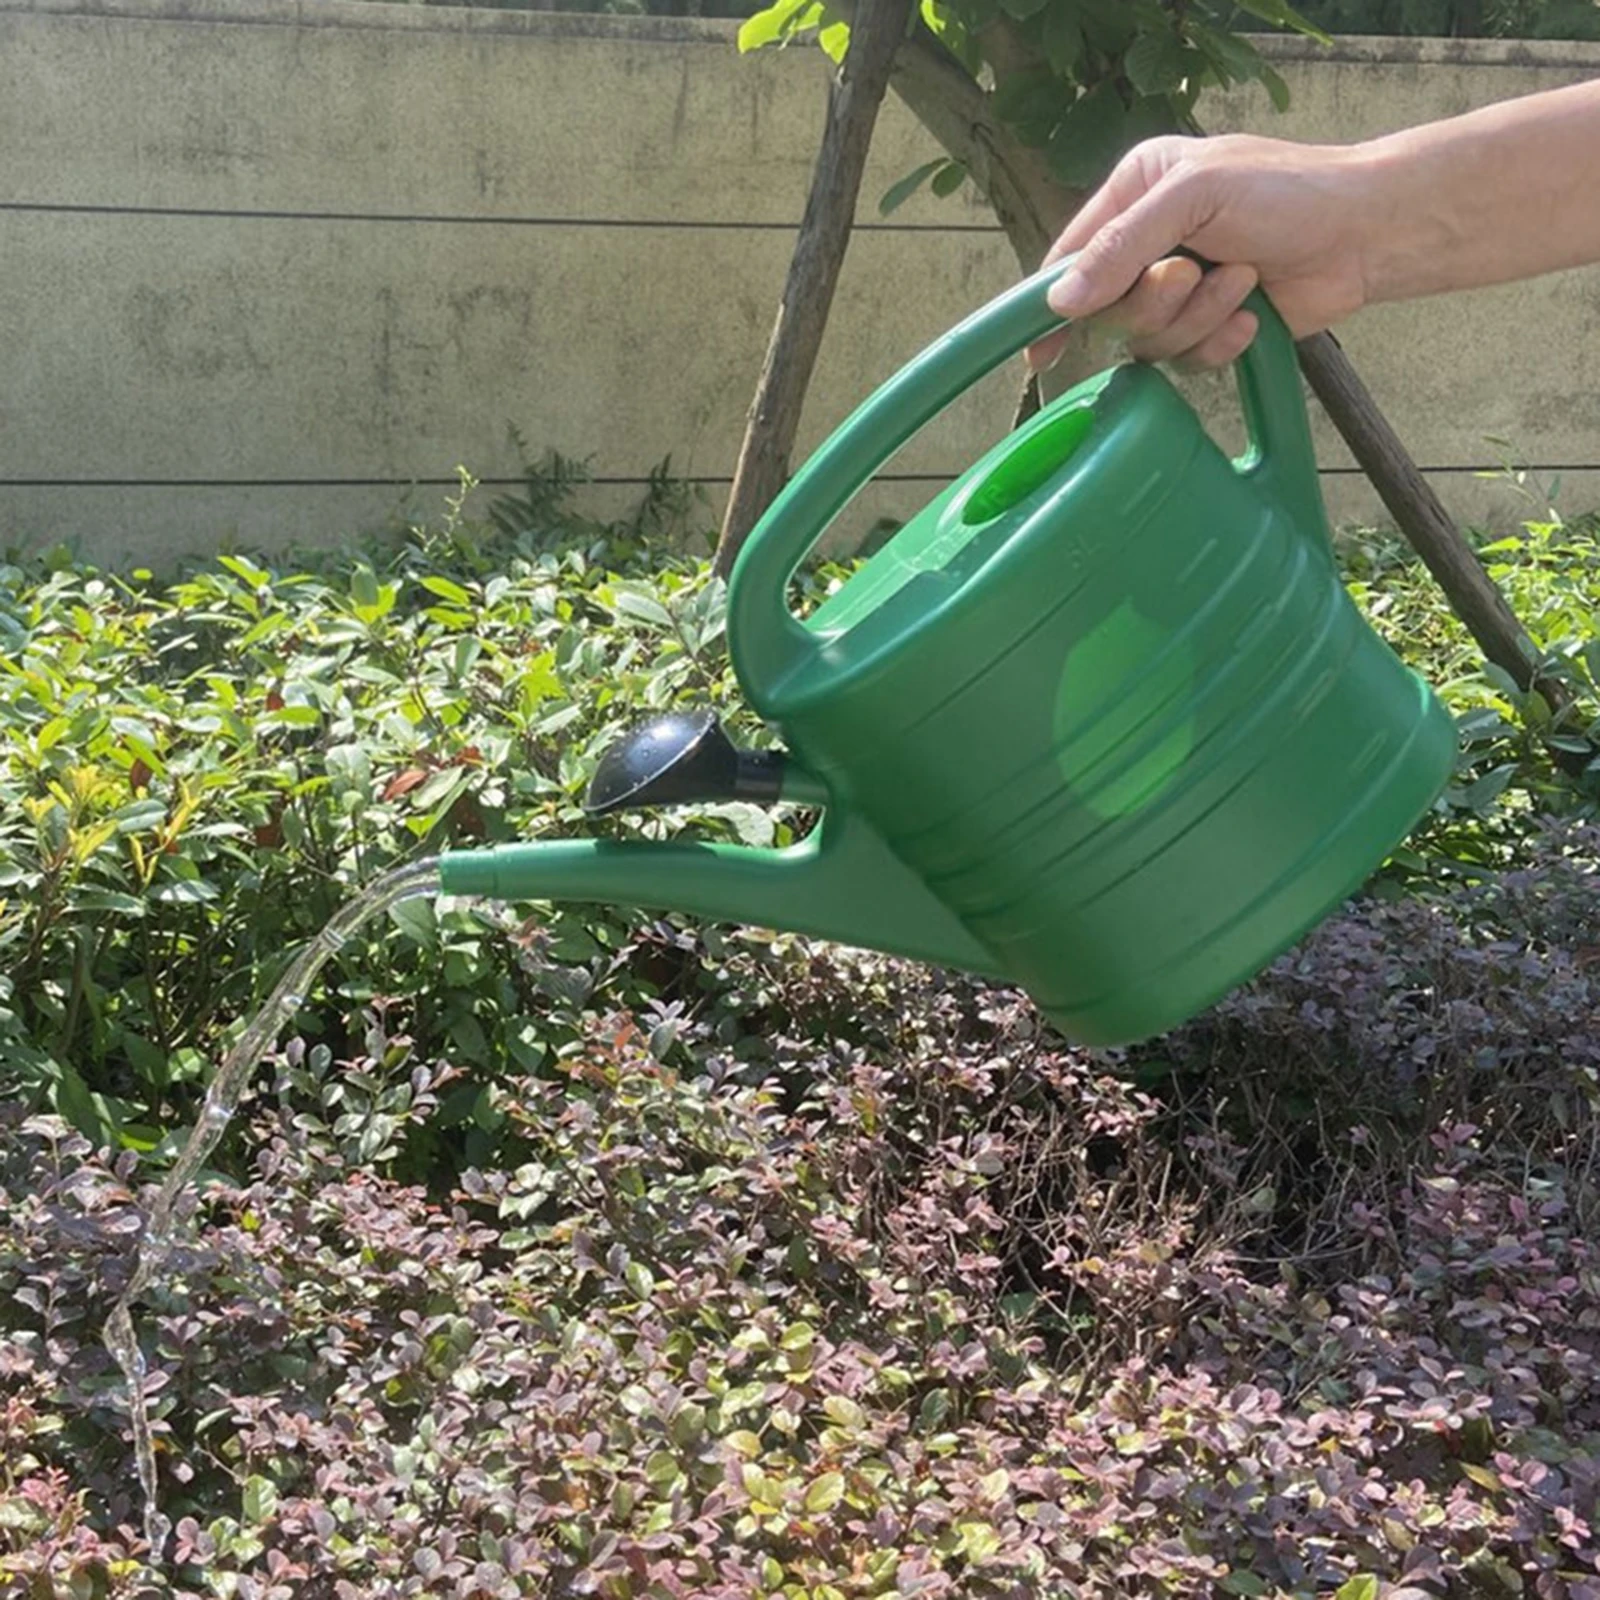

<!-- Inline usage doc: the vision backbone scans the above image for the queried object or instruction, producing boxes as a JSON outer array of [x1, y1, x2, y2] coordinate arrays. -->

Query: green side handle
[[727, 253, 1324, 701]]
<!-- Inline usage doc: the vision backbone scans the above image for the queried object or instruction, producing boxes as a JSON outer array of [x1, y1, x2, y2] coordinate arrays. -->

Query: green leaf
[[920, 0, 980, 72], [955, 1519, 1002, 1562], [452, 1011, 491, 1063], [218, 553, 270, 588], [1041, 8, 1084, 79], [1260, 61, 1291, 112], [51, 1062, 116, 1143], [804, 1471, 845, 1513], [388, 895, 438, 949], [1074, 0, 1136, 54], [547, 919, 602, 962], [420, 575, 472, 606], [74, 889, 146, 917], [611, 589, 673, 629], [990, 67, 1063, 131], [122, 1032, 168, 1082], [115, 799, 171, 834], [506, 1020, 546, 1070], [1482, 662, 1523, 698], [740, 1462, 780, 1507], [1582, 638, 1600, 685], [1333, 1578, 1380, 1600], [413, 767, 469, 812], [350, 564, 380, 611], [1124, 30, 1188, 97], [1188, 21, 1260, 86], [1461, 763, 1518, 813], [818, 18, 850, 62], [998, 1289, 1037, 1319], [997, 0, 1050, 19], [150, 877, 219, 904], [1230, 0, 1332, 44], [879, 157, 948, 217], [264, 703, 321, 727], [821, 1395, 866, 1429], [241, 1475, 278, 1524], [930, 160, 968, 198], [1219, 1575, 1269, 1598], [33, 714, 71, 754], [737, 0, 819, 52], [1048, 85, 1174, 189]]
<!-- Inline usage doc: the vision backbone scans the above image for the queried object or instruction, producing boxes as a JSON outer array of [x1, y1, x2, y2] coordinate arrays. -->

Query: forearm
[[1357, 77, 1600, 304]]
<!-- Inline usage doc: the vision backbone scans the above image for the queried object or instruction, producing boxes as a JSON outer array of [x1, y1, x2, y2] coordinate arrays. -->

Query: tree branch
[[887, 21, 1080, 272]]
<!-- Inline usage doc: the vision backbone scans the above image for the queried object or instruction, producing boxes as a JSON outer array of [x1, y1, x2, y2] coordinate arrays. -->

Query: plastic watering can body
[[723, 259, 1456, 1043], [441, 259, 1456, 1047]]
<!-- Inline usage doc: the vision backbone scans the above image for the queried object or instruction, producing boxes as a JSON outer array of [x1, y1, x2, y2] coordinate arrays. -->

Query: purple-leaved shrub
[[3, 827, 1600, 1599]]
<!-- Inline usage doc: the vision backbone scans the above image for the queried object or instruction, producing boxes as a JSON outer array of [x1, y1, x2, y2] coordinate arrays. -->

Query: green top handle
[[727, 253, 1323, 698]]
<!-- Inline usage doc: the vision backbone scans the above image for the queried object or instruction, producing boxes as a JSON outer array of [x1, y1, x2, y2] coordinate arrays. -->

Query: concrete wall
[[4, 0, 1600, 565]]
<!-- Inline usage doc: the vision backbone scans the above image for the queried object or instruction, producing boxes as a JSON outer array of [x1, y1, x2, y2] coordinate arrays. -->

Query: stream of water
[[101, 857, 445, 1556]]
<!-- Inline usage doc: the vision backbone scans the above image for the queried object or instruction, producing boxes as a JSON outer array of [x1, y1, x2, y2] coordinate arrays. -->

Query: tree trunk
[[713, 0, 915, 578]]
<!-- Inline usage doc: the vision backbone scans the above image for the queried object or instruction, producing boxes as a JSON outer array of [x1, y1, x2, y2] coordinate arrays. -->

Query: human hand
[[1027, 133, 1381, 374]]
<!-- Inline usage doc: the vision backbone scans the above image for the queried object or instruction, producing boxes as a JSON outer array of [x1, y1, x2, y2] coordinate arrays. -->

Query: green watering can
[[440, 258, 1456, 1046]]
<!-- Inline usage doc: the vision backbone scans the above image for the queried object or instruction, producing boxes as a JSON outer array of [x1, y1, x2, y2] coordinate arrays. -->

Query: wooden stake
[[713, 0, 915, 578], [1296, 332, 1557, 699]]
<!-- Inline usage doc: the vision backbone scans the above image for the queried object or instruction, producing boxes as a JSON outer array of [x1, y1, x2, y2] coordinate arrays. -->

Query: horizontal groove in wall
[[0, 200, 1002, 234], [7, 466, 1594, 489], [0, 474, 939, 489]]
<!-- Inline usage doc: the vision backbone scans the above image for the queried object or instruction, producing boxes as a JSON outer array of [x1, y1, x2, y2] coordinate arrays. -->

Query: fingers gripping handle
[[1146, 245, 1323, 519], [725, 254, 1319, 702]]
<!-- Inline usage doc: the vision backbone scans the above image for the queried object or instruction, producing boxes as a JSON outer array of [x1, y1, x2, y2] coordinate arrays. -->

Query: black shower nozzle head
[[583, 711, 785, 816]]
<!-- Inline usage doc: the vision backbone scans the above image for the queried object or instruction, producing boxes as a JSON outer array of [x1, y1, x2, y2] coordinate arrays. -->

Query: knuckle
[[1141, 134, 1196, 165]]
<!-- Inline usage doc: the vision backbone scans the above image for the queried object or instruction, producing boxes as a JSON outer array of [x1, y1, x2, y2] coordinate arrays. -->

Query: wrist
[[1340, 132, 1457, 308]]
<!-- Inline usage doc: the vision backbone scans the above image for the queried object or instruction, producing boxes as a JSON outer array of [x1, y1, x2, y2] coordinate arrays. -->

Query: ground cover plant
[[3, 464, 1600, 1598]]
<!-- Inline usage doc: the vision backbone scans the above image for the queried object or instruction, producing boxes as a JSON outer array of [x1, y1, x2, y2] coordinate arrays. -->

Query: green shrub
[[0, 471, 815, 1162], [5, 861, 1600, 1597], [1342, 503, 1600, 876]]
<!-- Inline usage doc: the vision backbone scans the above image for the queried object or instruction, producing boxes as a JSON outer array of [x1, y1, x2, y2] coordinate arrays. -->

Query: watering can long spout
[[437, 807, 1005, 980]]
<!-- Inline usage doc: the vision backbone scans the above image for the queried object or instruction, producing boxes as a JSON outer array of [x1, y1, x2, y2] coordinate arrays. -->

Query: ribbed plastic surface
[[727, 267, 1456, 1045]]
